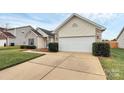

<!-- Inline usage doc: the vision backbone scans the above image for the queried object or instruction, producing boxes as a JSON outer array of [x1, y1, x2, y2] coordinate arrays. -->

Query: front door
[[28, 38, 34, 46]]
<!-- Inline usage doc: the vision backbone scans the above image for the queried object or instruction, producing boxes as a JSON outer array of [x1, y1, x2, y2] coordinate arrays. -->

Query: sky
[[0, 13, 124, 40]]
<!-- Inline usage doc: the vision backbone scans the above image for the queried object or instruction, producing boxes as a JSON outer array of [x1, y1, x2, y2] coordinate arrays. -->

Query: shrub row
[[48, 43, 58, 52], [92, 42, 110, 57], [20, 45, 36, 49]]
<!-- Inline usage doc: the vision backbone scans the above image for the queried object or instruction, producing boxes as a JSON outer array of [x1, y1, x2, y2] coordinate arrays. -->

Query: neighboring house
[[7, 26, 45, 48], [36, 27, 55, 48], [54, 13, 106, 52], [117, 27, 124, 48], [0, 27, 15, 46]]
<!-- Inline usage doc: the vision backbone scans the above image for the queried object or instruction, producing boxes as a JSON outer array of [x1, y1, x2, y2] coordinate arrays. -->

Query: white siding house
[[7, 26, 44, 48], [7, 26, 54, 48]]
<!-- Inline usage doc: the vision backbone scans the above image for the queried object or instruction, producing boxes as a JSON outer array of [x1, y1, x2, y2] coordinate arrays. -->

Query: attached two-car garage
[[55, 14, 105, 53], [59, 37, 95, 52]]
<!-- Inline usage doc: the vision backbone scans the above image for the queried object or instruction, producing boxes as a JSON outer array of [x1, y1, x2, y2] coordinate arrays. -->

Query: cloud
[[0, 13, 118, 28], [0, 13, 123, 40], [0, 13, 71, 30], [79, 13, 118, 25]]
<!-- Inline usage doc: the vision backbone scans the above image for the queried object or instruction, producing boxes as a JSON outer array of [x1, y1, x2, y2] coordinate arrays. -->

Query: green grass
[[0, 46, 20, 50], [0, 47, 43, 70], [99, 48, 124, 80]]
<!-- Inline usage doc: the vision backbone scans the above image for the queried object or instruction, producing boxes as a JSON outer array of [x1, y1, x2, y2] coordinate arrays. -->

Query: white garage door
[[0, 40, 6, 46], [59, 37, 95, 52]]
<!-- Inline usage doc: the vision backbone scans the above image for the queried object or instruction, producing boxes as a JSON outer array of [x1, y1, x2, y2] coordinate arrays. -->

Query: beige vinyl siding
[[57, 16, 96, 38], [117, 30, 124, 48], [37, 37, 46, 48], [96, 28, 102, 42]]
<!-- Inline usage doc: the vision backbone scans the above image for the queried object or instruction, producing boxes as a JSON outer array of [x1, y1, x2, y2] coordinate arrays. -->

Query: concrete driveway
[[0, 51, 106, 80]]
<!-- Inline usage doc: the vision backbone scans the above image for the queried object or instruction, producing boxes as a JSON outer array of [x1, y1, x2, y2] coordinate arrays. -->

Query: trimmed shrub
[[48, 43, 58, 52], [92, 42, 110, 57], [20, 45, 36, 49]]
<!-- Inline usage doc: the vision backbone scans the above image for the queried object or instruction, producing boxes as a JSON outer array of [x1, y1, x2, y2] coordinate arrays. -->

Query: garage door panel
[[59, 37, 95, 52]]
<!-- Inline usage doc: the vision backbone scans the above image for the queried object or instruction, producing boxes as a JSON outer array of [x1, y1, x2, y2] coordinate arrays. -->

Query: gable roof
[[0, 27, 5, 31], [0, 31, 15, 39], [117, 27, 124, 40], [0, 27, 15, 39], [8, 25, 32, 30], [8, 25, 43, 37], [31, 28, 43, 37], [54, 13, 106, 32], [37, 27, 54, 36], [2, 31, 16, 38], [0, 32, 6, 39]]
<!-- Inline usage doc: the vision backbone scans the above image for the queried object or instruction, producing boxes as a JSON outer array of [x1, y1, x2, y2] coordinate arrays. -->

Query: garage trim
[[59, 35, 96, 38]]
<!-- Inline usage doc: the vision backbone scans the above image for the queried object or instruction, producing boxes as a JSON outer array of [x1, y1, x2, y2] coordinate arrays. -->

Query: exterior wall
[[49, 37, 54, 42], [96, 28, 102, 42], [57, 16, 96, 38], [7, 27, 40, 48], [37, 29, 48, 37], [54, 34, 58, 42], [37, 37, 46, 48], [117, 30, 124, 48], [26, 31, 38, 47], [0, 39, 6, 46]]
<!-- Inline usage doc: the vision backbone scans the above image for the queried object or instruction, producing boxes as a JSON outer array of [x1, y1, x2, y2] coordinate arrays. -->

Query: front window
[[28, 38, 34, 46]]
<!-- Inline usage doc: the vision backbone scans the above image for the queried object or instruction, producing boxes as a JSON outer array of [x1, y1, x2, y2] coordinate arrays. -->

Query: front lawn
[[0, 46, 20, 50], [99, 48, 124, 80], [0, 48, 43, 70]]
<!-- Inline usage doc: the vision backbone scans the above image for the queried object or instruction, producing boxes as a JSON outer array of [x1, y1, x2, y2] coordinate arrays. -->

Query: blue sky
[[0, 13, 124, 40]]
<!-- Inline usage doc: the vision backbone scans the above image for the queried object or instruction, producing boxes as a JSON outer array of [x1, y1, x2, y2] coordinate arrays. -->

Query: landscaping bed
[[99, 48, 124, 80]]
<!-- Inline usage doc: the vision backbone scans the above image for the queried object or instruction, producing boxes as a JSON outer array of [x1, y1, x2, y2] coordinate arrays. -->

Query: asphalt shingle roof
[[0, 27, 15, 39], [38, 28, 54, 36]]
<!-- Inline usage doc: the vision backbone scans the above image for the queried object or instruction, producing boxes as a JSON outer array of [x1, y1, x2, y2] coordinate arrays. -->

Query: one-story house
[[0, 27, 15, 46], [1, 13, 106, 53], [7, 25, 54, 48], [117, 27, 124, 48], [54, 13, 106, 52]]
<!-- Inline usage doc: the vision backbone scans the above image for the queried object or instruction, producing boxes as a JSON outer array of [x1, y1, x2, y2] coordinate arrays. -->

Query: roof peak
[[117, 26, 124, 40], [8, 25, 33, 30], [54, 13, 106, 32], [37, 27, 54, 36]]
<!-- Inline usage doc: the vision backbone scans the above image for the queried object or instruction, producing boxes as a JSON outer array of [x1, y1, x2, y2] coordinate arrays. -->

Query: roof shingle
[[38, 28, 54, 36]]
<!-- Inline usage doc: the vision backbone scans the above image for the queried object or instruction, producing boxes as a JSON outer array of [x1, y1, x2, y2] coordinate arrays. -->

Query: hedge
[[20, 45, 36, 49], [92, 42, 110, 57], [48, 43, 58, 52]]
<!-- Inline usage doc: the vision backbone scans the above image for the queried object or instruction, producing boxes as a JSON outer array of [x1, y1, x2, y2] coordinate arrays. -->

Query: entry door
[[28, 39, 34, 46]]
